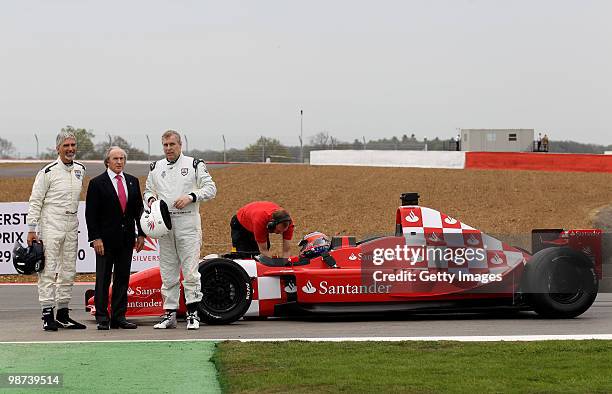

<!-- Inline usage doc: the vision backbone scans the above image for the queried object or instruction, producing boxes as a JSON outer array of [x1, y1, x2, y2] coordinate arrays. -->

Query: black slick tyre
[[198, 258, 253, 324], [523, 247, 598, 318]]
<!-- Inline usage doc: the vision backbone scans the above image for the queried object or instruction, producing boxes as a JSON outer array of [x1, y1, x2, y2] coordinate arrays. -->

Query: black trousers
[[230, 215, 269, 256], [94, 245, 133, 322]]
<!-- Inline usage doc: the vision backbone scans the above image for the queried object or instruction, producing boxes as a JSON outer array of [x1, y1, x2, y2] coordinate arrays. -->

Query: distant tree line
[[2, 128, 611, 162], [0, 138, 16, 158], [547, 140, 612, 154], [38, 126, 150, 161]]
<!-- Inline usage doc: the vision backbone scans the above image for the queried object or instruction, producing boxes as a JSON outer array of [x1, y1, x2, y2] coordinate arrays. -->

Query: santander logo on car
[[444, 216, 458, 225], [405, 211, 419, 223], [302, 281, 317, 294], [300, 280, 391, 295]]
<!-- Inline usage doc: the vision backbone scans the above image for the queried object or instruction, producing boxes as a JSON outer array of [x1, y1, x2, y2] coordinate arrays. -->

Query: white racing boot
[[186, 311, 200, 330], [154, 311, 177, 329]]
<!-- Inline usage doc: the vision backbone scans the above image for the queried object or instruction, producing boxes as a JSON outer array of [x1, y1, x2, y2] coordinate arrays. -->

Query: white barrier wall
[[310, 150, 466, 169], [0, 202, 160, 274]]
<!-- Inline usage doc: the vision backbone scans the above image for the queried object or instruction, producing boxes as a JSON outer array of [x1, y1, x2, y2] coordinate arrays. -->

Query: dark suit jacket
[[85, 171, 145, 250]]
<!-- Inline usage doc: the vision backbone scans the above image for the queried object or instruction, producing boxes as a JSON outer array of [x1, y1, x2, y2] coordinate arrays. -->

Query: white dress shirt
[[107, 168, 128, 200]]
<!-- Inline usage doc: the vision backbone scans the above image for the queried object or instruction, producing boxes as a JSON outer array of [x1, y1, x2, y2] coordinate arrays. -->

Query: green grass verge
[[214, 340, 612, 393], [0, 341, 220, 393]]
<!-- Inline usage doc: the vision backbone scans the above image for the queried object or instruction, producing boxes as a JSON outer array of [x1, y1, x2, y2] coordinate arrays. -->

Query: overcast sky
[[1, 0, 611, 156]]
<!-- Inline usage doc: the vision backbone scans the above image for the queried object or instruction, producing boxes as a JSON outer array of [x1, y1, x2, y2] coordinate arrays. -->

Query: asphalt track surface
[[1, 284, 611, 343], [0, 162, 232, 178]]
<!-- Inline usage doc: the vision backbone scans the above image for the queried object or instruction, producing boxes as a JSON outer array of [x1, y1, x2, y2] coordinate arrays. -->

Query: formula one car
[[86, 193, 602, 324]]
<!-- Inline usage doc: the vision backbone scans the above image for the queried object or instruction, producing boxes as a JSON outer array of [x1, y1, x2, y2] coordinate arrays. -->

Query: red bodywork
[[86, 205, 602, 318]]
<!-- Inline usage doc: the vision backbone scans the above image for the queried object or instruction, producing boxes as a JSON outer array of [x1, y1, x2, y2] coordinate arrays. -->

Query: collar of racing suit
[[58, 157, 74, 171], [166, 153, 181, 165]]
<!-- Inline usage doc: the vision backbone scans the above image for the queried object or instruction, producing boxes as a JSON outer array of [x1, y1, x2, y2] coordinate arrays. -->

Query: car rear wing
[[532, 229, 603, 279]]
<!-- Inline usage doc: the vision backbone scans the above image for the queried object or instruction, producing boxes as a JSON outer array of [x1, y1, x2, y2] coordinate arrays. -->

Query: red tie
[[115, 174, 127, 213]]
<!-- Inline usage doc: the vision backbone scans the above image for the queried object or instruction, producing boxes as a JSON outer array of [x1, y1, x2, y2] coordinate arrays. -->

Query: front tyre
[[524, 247, 598, 318], [198, 258, 253, 324]]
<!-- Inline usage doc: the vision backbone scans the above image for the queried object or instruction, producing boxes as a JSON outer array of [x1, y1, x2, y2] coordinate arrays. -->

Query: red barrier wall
[[465, 152, 612, 173]]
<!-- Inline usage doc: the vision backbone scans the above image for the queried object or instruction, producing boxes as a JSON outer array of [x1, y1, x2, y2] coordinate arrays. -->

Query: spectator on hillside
[[542, 134, 549, 152]]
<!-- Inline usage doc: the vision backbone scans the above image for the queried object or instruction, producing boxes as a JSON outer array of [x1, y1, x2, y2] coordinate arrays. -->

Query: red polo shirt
[[237, 201, 294, 243]]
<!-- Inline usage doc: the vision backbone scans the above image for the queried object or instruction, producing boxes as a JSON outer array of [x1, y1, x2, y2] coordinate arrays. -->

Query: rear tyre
[[198, 258, 252, 325], [523, 247, 598, 318]]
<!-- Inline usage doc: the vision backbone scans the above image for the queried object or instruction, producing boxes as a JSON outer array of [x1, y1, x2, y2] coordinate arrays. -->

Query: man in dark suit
[[85, 146, 145, 330]]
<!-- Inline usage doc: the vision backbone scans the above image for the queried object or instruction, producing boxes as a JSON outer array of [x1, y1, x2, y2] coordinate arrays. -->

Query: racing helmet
[[13, 240, 45, 275], [298, 232, 331, 258], [140, 199, 172, 238]]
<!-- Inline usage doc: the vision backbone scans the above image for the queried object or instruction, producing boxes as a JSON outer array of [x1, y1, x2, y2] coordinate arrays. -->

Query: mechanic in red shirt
[[230, 201, 294, 258]]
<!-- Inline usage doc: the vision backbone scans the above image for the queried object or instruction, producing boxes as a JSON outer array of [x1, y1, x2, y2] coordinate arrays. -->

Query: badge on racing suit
[[181, 168, 189, 176], [74, 169, 82, 180]]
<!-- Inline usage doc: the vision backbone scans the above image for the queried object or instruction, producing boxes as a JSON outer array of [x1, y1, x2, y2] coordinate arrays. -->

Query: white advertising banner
[[0, 202, 160, 274]]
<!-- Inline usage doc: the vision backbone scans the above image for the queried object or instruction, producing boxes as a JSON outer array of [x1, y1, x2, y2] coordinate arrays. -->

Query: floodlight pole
[[146, 134, 150, 161], [222, 134, 226, 162], [34, 134, 39, 158], [184, 134, 189, 154], [299, 109, 303, 163], [261, 136, 265, 162]]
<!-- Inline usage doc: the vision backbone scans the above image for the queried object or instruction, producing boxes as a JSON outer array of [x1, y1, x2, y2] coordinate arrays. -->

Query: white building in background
[[460, 129, 534, 152]]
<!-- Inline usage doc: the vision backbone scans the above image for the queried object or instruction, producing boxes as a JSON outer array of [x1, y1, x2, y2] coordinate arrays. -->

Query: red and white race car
[[86, 193, 602, 324]]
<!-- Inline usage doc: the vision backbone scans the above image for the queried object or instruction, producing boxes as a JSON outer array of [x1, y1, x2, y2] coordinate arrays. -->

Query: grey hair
[[56, 130, 77, 147], [162, 129, 182, 145], [103, 146, 128, 168]]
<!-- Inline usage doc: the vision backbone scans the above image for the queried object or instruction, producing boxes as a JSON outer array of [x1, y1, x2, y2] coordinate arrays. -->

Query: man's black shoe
[[42, 307, 58, 332], [55, 308, 86, 329], [110, 319, 137, 329], [97, 321, 110, 330]]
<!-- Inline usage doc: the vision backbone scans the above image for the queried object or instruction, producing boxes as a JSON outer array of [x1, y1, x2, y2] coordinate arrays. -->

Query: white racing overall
[[144, 154, 216, 310], [27, 159, 85, 309]]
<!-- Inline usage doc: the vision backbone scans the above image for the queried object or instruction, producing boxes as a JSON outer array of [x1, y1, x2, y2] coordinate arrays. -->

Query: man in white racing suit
[[144, 130, 217, 330], [27, 130, 87, 331]]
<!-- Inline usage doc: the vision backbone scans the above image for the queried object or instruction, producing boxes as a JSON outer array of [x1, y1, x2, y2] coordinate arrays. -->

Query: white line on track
[[3, 334, 612, 344]]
